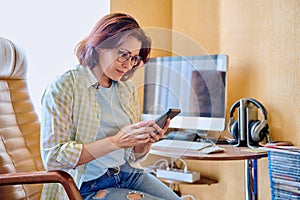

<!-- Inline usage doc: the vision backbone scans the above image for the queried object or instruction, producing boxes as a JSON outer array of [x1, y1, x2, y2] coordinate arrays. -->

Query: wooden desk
[[150, 144, 268, 200]]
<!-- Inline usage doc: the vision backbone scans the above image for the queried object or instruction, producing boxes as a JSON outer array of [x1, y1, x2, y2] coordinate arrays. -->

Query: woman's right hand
[[79, 120, 155, 166], [109, 120, 155, 148]]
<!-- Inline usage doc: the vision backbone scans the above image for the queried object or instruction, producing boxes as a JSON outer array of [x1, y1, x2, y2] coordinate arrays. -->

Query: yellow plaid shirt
[[40, 65, 141, 199]]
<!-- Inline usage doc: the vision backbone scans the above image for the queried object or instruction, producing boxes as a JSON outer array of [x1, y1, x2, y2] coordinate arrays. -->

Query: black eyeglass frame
[[114, 47, 142, 67]]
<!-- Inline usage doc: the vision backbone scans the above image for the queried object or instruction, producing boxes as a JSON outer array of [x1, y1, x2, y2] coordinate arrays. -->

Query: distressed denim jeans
[[79, 163, 181, 200]]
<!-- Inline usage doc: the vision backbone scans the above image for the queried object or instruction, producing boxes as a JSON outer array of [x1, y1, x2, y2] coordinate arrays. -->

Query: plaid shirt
[[40, 65, 141, 199]]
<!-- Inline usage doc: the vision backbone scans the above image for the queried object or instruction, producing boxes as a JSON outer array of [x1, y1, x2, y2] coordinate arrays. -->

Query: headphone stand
[[233, 131, 260, 148], [234, 140, 247, 147], [228, 98, 269, 148], [234, 104, 260, 148]]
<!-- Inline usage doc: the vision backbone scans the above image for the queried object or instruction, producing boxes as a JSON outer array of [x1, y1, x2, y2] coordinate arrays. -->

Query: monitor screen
[[142, 54, 228, 132]]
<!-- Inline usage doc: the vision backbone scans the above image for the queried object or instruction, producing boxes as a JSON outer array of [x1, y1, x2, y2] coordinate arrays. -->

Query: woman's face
[[96, 36, 142, 82]]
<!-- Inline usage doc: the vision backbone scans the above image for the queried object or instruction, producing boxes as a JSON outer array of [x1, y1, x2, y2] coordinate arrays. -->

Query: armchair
[[0, 37, 82, 200]]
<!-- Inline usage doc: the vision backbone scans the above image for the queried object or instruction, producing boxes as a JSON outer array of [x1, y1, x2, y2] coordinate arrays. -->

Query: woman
[[40, 13, 181, 200]]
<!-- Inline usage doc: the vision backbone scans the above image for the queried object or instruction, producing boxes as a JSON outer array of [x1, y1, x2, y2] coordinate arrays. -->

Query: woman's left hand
[[148, 117, 170, 143], [133, 118, 170, 158]]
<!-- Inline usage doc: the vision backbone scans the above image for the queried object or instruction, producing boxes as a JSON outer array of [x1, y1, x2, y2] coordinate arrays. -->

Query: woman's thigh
[[130, 172, 182, 200]]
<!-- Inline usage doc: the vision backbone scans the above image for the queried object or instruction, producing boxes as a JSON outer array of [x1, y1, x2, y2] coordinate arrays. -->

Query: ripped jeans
[[79, 163, 181, 200]]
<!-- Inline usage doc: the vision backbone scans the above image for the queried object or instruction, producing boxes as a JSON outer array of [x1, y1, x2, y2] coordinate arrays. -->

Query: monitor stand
[[167, 130, 206, 141]]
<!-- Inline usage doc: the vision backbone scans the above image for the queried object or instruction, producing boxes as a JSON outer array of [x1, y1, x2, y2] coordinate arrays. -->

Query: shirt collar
[[78, 65, 99, 89]]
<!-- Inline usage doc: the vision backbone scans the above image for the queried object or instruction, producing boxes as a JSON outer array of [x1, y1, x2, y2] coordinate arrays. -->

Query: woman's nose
[[121, 59, 133, 69]]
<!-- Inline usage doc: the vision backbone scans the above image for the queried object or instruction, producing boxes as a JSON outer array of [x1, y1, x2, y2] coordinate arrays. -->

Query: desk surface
[[150, 144, 268, 161]]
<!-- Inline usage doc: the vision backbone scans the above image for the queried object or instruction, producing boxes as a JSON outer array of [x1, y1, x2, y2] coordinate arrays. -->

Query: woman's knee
[[93, 190, 108, 199], [92, 188, 165, 200]]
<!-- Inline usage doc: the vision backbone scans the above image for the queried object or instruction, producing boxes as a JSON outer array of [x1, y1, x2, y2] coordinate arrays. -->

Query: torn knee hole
[[94, 190, 108, 199], [127, 191, 144, 200]]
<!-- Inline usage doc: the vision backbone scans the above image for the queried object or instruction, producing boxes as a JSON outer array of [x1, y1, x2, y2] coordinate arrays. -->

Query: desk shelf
[[158, 176, 217, 185], [158, 176, 217, 197], [150, 144, 268, 200]]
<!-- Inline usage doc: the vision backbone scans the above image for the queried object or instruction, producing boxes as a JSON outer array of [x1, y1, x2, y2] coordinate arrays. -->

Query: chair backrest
[[0, 37, 44, 199]]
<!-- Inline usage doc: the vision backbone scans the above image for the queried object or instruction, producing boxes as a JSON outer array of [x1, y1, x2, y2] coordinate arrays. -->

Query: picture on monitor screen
[[142, 54, 228, 132]]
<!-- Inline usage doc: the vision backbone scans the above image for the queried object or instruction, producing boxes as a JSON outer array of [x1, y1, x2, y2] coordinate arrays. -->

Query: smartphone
[[155, 108, 181, 129]]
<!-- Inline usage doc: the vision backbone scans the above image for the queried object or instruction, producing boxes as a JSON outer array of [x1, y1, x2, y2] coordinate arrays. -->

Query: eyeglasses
[[114, 47, 142, 67]]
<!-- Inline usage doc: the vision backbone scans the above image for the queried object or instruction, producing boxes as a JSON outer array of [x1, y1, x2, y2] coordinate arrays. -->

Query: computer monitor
[[142, 54, 228, 132]]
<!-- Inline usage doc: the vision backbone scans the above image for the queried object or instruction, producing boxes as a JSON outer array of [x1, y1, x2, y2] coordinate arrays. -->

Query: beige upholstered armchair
[[0, 37, 82, 199]]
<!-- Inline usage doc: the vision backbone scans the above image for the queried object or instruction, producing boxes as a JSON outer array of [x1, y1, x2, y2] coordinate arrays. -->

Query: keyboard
[[153, 139, 213, 150], [152, 139, 225, 153]]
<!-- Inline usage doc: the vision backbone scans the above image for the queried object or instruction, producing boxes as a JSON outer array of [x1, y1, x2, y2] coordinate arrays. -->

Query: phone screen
[[155, 108, 181, 129]]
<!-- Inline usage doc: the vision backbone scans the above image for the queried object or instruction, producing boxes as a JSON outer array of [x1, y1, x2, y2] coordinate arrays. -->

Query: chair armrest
[[0, 170, 82, 200]]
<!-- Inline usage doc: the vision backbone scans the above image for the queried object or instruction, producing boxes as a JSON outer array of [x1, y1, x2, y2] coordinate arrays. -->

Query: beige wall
[[219, 1, 300, 144], [111, 0, 173, 107], [111, 0, 300, 199]]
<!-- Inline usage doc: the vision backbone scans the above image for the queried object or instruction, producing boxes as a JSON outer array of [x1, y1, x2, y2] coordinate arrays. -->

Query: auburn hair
[[75, 13, 151, 75]]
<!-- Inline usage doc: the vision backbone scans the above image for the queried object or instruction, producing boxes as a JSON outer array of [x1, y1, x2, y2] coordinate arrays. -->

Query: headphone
[[228, 98, 269, 144]]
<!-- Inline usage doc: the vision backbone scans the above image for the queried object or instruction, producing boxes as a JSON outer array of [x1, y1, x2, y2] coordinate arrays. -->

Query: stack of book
[[267, 146, 300, 200]]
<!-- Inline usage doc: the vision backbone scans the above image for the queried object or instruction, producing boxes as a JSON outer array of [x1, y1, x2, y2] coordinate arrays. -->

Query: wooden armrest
[[0, 170, 82, 200]]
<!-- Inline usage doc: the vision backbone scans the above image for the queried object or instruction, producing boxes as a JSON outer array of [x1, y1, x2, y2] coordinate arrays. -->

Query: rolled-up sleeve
[[40, 74, 82, 170]]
